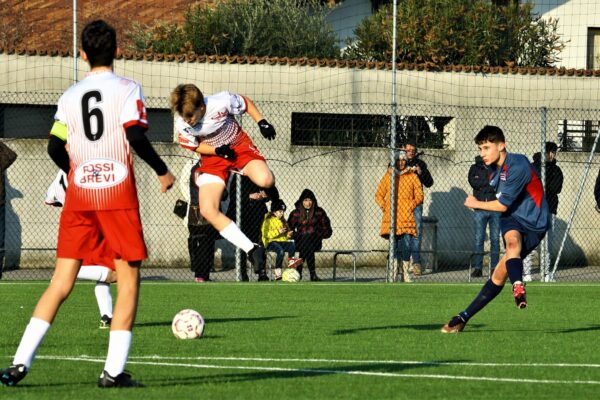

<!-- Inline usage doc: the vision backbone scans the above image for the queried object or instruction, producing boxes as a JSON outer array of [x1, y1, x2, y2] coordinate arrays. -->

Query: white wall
[[2, 54, 600, 268], [533, 0, 600, 69]]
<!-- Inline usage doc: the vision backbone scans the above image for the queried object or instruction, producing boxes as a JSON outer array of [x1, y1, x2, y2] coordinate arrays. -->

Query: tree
[[344, 0, 565, 67], [126, 0, 340, 59]]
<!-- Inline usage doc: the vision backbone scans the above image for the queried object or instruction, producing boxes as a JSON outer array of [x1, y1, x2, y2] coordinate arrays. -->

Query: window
[[587, 28, 600, 70], [0, 104, 55, 139], [291, 112, 452, 148], [558, 119, 600, 152], [0, 103, 172, 141]]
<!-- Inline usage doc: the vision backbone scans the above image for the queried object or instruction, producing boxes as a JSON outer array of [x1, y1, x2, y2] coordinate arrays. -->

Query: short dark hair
[[474, 125, 505, 145], [545, 141, 558, 153], [405, 138, 418, 148], [81, 20, 117, 68]]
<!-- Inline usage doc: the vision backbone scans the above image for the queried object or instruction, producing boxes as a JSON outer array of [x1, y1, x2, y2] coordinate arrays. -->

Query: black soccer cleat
[[257, 273, 270, 282], [99, 315, 112, 329], [98, 370, 144, 388], [0, 364, 28, 386], [248, 245, 266, 272], [470, 269, 483, 278], [441, 315, 467, 333]]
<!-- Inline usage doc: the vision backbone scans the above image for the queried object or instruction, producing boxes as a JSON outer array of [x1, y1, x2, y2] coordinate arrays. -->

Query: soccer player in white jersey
[[171, 84, 280, 274], [45, 170, 115, 329], [0, 20, 175, 388]]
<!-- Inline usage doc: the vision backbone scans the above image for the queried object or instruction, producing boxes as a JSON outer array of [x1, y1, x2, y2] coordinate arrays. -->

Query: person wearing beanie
[[261, 200, 301, 280], [375, 150, 423, 282], [287, 189, 332, 281]]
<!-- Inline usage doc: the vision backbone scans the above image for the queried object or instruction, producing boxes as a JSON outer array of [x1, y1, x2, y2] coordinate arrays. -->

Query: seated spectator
[[261, 199, 301, 280], [287, 189, 332, 281]]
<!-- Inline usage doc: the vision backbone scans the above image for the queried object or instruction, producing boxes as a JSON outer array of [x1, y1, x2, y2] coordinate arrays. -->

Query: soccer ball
[[281, 268, 301, 282], [171, 309, 205, 339]]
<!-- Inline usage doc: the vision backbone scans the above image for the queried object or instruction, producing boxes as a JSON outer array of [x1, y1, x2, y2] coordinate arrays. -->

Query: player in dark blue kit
[[441, 125, 550, 333]]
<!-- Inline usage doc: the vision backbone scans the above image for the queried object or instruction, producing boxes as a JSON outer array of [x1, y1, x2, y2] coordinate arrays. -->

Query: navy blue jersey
[[488, 152, 550, 233]]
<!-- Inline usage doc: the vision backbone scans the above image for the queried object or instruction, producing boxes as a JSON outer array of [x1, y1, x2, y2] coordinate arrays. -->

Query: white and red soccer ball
[[171, 309, 205, 339]]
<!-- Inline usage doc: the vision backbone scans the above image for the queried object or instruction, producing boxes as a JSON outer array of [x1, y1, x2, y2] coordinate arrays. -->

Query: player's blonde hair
[[170, 84, 204, 118]]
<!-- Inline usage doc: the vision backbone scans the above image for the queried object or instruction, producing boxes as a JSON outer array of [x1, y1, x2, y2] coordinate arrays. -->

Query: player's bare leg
[[442, 230, 526, 333], [491, 256, 508, 285], [98, 259, 143, 388], [243, 159, 280, 201], [501, 230, 527, 308], [33, 258, 82, 323], [198, 182, 230, 231], [243, 159, 275, 189], [111, 259, 140, 331], [1, 258, 82, 385], [198, 176, 265, 272]]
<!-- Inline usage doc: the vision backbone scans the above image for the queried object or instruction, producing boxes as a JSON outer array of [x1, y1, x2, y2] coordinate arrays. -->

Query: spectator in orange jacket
[[375, 150, 424, 282]]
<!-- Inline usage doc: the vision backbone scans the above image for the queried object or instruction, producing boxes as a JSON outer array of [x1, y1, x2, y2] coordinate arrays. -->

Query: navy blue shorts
[[500, 215, 546, 259]]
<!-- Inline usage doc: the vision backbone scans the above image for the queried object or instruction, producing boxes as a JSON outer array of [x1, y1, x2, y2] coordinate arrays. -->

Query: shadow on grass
[[556, 324, 600, 334], [332, 323, 485, 335], [3, 361, 438, 388], [141, 276, 170, 281], [144, 359, 460, 387], [206, 316, 296, 324], [136, 315, 296, 328]]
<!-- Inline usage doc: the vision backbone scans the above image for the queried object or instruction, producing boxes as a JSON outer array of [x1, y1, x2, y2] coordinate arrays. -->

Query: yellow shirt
[[261, 213, 290, 247]]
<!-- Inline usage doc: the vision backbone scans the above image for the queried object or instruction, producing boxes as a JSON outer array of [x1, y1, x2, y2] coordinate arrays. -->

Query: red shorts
[[198, 137, 266, 183], [82, 239, 116, 270], [57, 209, 147, 263]]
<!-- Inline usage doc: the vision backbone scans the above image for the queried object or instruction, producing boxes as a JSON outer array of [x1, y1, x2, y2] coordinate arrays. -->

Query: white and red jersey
[[52, 71, 147, 211], [175, 91, 247, 150]]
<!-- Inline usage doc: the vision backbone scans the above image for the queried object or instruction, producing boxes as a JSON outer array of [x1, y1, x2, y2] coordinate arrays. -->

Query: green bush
[[126, 0, 340, 59], [344, 0, 565, 67]]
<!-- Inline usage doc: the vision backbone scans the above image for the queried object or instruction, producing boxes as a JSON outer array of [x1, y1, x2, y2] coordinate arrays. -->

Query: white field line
[[3, 282, 600, 288], [126, 355, 600, 369], [27, 355, 600, 386]]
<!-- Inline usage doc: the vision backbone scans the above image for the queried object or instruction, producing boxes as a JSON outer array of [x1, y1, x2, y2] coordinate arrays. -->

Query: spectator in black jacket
[[187, 160, 220, 282], [404, 140, 433, 276], [523, 141, 563, 281], [533, 142, 563, 216], [226, 175, 270, 281], [287, 189, 332, 281], [468, 156, 500, 278], [0, 141, 17, 279]]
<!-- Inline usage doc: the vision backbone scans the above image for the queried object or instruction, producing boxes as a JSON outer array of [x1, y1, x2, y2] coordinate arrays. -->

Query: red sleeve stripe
[[123, 120, 148, 129]]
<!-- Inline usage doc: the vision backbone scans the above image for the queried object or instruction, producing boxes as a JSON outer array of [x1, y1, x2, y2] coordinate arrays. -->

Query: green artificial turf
[[1, 281, 600, 399]]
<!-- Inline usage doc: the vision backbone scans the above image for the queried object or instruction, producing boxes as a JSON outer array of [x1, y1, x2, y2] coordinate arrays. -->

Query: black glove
[[215, 145, 235, 159], [258, 119, 276, 140]]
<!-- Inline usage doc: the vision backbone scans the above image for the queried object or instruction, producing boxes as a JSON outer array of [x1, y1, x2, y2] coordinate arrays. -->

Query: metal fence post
[[387, 0, 399, 283], [539, 107, 548, 281]]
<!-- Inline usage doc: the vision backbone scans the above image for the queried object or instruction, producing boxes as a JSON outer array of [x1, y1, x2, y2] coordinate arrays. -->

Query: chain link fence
[[1, 100, 599, 282]]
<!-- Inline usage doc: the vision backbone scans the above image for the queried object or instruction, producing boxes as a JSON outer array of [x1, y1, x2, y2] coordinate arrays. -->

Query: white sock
[[13, 317, 51, 368], [95, 282, 113, 318], [219, 222, 254, 253], [104, 330, 132, 377], [77, 265, 110, 282]]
